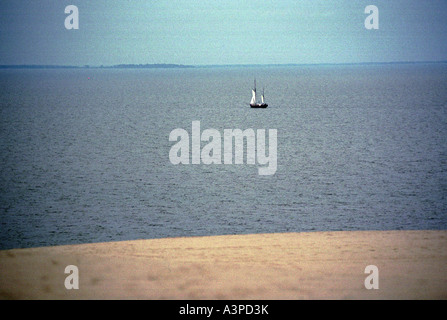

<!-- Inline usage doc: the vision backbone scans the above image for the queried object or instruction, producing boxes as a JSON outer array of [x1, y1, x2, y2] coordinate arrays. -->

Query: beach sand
[[0, 230, 446, 299]]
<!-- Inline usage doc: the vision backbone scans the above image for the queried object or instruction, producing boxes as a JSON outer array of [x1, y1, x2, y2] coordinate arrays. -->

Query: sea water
[[1, 64, 446, 249]]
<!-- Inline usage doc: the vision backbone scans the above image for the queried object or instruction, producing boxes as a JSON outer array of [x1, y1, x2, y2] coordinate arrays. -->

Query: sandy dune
[[0, 230, 446, 299]]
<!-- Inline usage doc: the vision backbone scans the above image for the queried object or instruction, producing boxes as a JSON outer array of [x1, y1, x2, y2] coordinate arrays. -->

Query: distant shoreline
[[1, 61, 446, 70], [0, 63, 193, 70]]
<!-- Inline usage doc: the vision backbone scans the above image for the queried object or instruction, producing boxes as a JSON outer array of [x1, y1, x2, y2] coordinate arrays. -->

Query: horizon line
[[1, 60, 446, 69]]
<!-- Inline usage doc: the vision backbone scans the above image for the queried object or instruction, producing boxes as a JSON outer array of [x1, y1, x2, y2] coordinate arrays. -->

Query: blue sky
[[0, 0, 446, 66]]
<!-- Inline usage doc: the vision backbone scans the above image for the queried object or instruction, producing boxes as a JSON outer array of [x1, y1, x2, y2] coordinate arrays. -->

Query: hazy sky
[[0, 0, 446, 66]]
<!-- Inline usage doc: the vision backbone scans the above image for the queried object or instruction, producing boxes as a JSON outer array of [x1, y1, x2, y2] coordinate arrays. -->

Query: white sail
[[250, 90, 256, 105], [249, 79, 267, 107]]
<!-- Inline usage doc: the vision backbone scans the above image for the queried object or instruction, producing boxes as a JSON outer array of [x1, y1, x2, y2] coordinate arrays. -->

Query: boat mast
[[250, 78, 257, 105]]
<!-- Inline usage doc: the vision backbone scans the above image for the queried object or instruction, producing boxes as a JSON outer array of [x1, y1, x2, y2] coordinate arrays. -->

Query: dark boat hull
[[250, 103, 268, 108]]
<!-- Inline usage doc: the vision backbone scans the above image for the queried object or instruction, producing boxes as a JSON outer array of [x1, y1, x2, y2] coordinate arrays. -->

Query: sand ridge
[[0, 230, 446, 299]]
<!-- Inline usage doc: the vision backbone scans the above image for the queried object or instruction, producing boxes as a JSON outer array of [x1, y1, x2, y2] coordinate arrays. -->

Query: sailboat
[[250, 79, 268, 108]]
